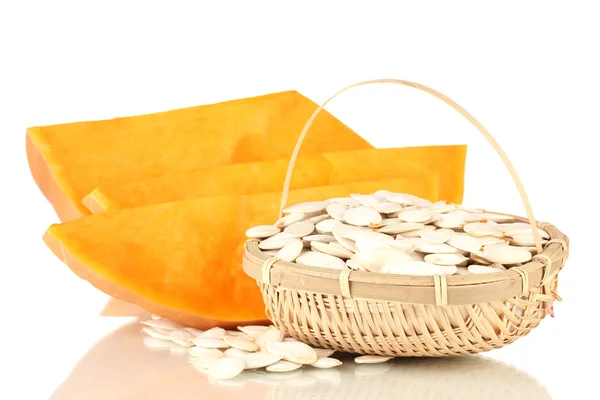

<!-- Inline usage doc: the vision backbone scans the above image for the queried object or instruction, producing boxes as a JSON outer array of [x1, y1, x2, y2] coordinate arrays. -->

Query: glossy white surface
[[49, 301, 552, 400]]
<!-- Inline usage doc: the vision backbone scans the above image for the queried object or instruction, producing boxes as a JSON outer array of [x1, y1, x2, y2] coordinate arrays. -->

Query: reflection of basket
[[242, 79, 569, 357], [263, 355, 551, 400]]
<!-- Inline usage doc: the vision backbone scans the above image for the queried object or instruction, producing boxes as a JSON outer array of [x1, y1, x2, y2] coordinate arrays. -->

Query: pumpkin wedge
[[43, 177, 439, 329], [27, 90, 373, 221], [83, 145, 467, 213]]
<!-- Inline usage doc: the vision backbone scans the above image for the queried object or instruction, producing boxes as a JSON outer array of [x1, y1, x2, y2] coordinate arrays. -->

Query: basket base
[[259, 279, 557, 357]]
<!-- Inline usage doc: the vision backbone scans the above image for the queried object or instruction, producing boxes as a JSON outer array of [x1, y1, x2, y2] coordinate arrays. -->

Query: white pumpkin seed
[[315, 218, 341, 233], [354, 355, 393, 364], [224, 347, 253, 358], [373, 202, 403, 214], [424, 253, 467, 266], [398, 208, 432, 223], [191, 338, 230, 349], [380, 261, 446, 276], [386, 241, 416, 253], [447, 234, 483, 253], [325, 203, 348, 220], [142, 326, 172, 340], [266, 341, 318, 365], [343, 206, 383, 227], [303, 234, 336, 243], [296, 251, 346, 270], [352, 247, 414, 272], [411, 239, 459, 254], [274, 213, 306, 228], [355, 239, 391, 253], [384, 193, 420, 205], [223, 335, 260, 352], [400, 225, 437, 237], [428, 202, 456, 213], [183, 327, 204, 337], [200, 327, 225, 339], [266, 360, 302, 372], [346, 259, 367, 271], [284, 221, 315, 238], [470, 252, 492, 265], [478, 212, 516, 222], [258, 235, 296, 250], [207, 357, 245, 380], [169, 329, 195, 347], [420, 228, 454, 244], [255, 328, 284, 350], [434, 215, 466, 229], [377, 222, 425, 234], [313, 348, 336, 358], [328, 197, 360, 206], [454, 267, 471, 275], [351, 194, 383, 207], [311, 357, 343, 368], [275, 239, 304, 262], [246, 225, 281, 239], [475, 244, 533, 264], [283, 201, 329, 214], [307, 214, 330, 224], [237, 325, 269, 336], [241, 352, 283, 369], [464, 222, 499, 237], [189, 347, 224, 358], [311, 241, 354, 259]]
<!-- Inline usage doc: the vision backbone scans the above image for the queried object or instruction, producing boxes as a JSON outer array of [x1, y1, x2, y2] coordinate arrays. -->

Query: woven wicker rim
[[242, 78, 569, 306]]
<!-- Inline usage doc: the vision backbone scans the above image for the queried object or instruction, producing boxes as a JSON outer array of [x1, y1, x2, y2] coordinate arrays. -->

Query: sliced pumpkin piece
[[43, 177, 439, 329], [83, 145, 466, 213], [27, 90, 372, 221]]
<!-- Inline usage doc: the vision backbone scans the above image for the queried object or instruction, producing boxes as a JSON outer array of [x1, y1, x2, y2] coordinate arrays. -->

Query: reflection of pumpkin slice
[[27, 90, 373, 221], [82, 145, 467, 213], [43, 177, 439, 329]]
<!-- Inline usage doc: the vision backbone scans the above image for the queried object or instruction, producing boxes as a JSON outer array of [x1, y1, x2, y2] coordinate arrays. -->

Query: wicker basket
[[242, 79, 569, 357]]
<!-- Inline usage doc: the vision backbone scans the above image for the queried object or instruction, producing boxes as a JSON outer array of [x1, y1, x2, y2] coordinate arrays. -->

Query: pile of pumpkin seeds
[[141, 315, 392, 380], [246, 190, 549, 275]]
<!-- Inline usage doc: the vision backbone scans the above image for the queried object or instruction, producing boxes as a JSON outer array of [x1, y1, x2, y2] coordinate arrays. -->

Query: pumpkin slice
[[43, 177, 439, 329], [27, 90, 372, 221], [83, 145, 466, 213]]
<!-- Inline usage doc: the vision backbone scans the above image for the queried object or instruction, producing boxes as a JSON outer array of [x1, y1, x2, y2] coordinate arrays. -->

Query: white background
[[1, 1, 598, 398]]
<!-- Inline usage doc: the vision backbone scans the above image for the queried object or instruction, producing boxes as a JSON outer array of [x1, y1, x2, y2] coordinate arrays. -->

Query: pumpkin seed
[[377, 222, 425, 234], [245, 225, 281, 239], [200, 327, 225, 339], [374, 202, 403, 214], [223, 335, 260, 352], [224, 347, 253, 358], [346, 259, 367, 271], [283, 201, 329, 214], [274, 213, 306, 228], [316, 218, 341, 233], [351, 194, 383, 207], [284, 221, 315, 238], [303, 234, 336, 243], [400, 225, 437, 237], [275, 239, 304, 262], [475, 244, 533, 264], [343, 206, 383, 227], [328, 197, 360, 206], [420, 228, 454, 244], [169, 329, 195, 347], [434, 215, 466, 229], [258, 235, 296, 250], [189, 347, 224, 358], [424, 253, 467, 266], [142, 326, 171, 340], [311, 357, 343, 368], [183, 327, 205, 337], [326, 203, 348, 220], [463, 222, 499, 237], [266, 341, 318, 365], [207, 357, 246, 380], [454, 267, 471, 275], [354, 355, 394, 364], [191, 338, 230, 349], [352, 247, 414, 272], [398, 208, 432, 223], [385, 193, 420, 205], [241, 352, 283, 369], [447, 234, 482, 253], [255, 328, 284, 350], [296, 251, 346, 270], [237, 325, 269, 336], [266, 360, 302, 372], [311, 241, 354, 259]]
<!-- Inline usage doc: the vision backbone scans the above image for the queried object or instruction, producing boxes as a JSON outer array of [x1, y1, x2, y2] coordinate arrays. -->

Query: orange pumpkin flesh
[[27, 90, 372, 221], [44, 177, 439, 329], [83, 145, 467, 213]]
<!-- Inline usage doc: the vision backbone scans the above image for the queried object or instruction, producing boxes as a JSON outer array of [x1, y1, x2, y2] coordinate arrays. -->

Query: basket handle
[[279, 78, 544, 253]]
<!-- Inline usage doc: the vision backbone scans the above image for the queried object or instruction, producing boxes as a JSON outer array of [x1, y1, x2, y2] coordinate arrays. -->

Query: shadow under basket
[[242, 78, 570, 357]]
